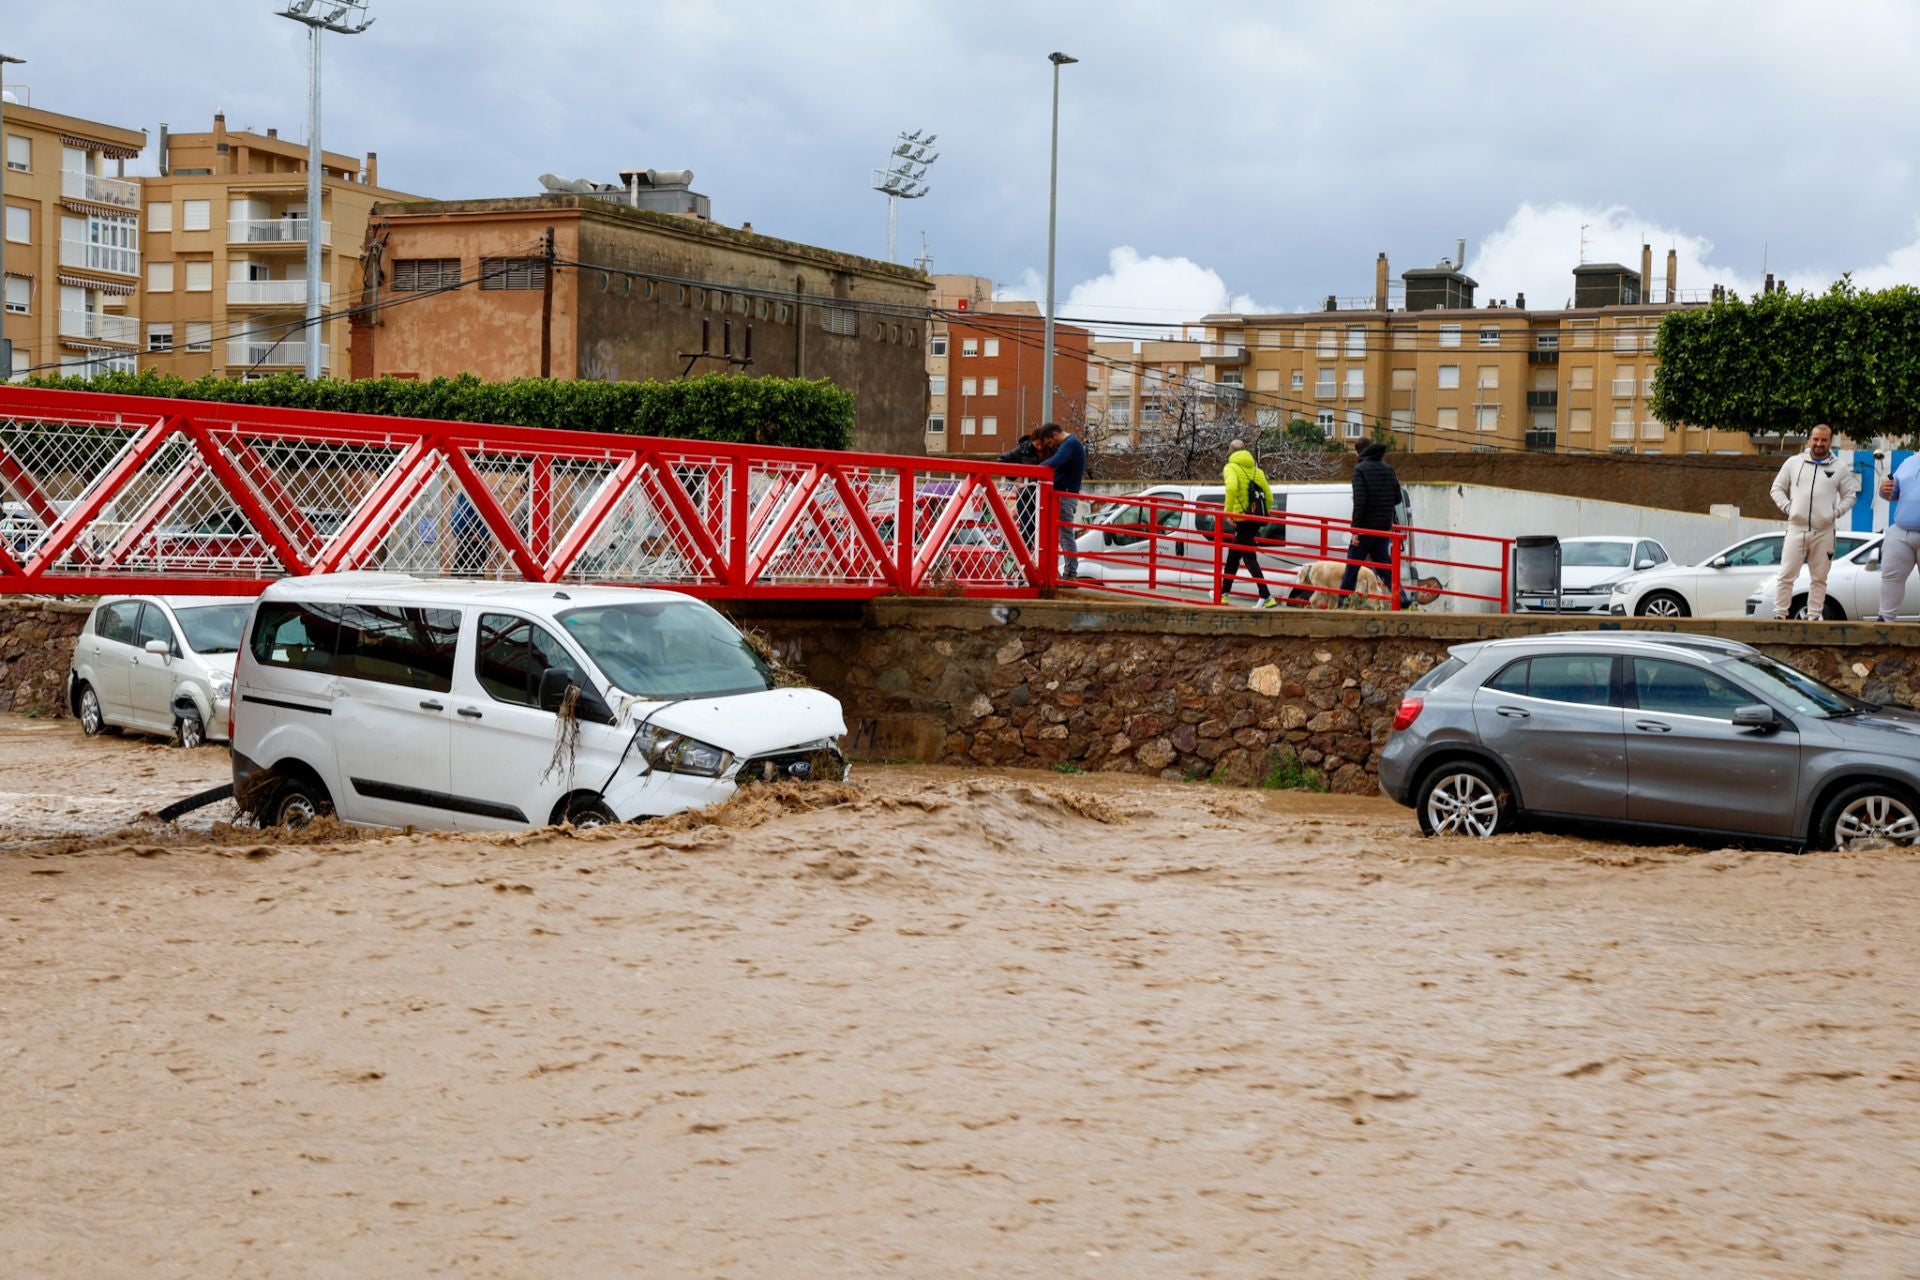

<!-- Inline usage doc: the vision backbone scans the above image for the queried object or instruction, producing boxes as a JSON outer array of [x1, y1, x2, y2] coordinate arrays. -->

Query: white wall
[[1404, 482, 1784, 613]]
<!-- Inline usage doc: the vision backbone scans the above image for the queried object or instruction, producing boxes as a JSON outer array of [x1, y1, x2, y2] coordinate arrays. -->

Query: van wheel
[[76, 682, 120, 737], [562, 796, 618, 829], [271, 778, 333, 829], [172, 714, 207, 749]]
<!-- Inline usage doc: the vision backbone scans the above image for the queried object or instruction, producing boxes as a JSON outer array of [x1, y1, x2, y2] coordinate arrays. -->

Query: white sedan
[[1742, 536, 1920, 620], [1608, 531, 1872, 618], [1515, 535, 1671, 614]]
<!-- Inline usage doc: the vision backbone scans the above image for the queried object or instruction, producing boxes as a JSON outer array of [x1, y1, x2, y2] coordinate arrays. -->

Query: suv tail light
[[227, 696, 237, 742], [1391, 696, 1424, 732]]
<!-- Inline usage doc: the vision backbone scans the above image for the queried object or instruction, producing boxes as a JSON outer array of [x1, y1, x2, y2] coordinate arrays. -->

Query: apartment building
[[1082, 337, 1218, 447], [138, 113, 418, 380], [2, 99, 146, 382], [924, 273, 1089, 456], [1199, 249, 1762, 456]]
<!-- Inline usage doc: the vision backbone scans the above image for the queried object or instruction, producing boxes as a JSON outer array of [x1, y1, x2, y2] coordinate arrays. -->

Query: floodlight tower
[[277, 1, 374, 380], [872, 129, 938, 264]]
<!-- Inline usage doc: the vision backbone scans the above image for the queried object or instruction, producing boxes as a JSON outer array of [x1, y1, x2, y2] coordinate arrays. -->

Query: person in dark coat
[[1339, 440, 1401, 597], [1038, 422, 1086, 578], [997, 429, 1045, 550]]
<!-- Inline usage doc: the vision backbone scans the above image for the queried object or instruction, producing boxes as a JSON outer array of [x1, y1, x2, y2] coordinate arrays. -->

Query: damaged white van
[[229, 574, 848, 830]]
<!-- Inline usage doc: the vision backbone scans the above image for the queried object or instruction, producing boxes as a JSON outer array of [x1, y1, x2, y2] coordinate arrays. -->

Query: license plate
[[1522, 598, 1557, 609]]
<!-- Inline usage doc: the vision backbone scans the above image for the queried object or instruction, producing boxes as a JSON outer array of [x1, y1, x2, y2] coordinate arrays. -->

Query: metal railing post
[[1389, 530, 1403, 611], [1037, 478, 1058, 588]]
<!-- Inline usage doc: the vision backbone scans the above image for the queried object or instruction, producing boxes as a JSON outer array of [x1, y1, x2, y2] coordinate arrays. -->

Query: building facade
[[359, 194, 934, 454], [1198, 250, 1766, 457], [138, 114, 416, 381], [2, 101, 146, 383], [924, 273, 1089, 457]]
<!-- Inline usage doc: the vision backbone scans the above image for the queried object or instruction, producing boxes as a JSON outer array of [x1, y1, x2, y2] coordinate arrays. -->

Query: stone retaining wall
[[0, 600, 90, 716], [730, 599, 1920, 794]]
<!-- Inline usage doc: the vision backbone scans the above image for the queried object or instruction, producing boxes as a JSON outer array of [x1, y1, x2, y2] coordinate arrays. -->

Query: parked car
[[1606, 531, 1870, 618], [1379, 631, 1920, 851], [1741, 536, 1920, 620], [68, 595, 254, 746], [229, 574, 848, 831], [1515, 535, 1671, 613]]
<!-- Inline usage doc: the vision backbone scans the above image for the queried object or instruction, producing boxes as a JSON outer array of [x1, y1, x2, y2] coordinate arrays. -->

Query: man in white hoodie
[[1768, 423, 1861, 619]]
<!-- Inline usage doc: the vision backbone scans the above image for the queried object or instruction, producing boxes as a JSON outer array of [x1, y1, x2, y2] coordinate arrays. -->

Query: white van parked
[[1075, 482, 1414, 593], [230, 574, 848, 830]]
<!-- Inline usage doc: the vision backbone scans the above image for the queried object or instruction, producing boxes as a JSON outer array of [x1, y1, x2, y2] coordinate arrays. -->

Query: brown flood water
[[0, 716, 1917, 1278]]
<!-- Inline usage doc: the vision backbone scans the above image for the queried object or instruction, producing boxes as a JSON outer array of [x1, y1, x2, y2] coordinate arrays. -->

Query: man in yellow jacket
[[1220, 442, 1278, 608]]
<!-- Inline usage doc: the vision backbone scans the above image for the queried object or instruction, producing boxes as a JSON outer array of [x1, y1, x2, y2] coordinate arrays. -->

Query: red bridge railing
[[0, 386, 1052, 598]]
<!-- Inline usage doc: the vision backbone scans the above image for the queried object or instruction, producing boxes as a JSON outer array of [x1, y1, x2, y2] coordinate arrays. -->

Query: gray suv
[[1379, 632, 1920, 851]]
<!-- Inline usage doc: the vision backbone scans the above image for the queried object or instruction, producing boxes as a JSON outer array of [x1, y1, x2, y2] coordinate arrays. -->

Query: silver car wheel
[[174, 715, 205, 749], [1426, 771, 1502, 837], [79, 686, 103, 735], [1643, 595, 1686, 618], [1832, 794, 1920, 850]]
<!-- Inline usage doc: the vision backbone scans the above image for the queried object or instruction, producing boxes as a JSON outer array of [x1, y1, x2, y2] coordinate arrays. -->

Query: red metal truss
[[0, 385, 1052, 599]]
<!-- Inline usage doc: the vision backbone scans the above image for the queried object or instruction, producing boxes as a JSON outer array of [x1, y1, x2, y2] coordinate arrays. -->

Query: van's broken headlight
[[635, 723, 734, 778]]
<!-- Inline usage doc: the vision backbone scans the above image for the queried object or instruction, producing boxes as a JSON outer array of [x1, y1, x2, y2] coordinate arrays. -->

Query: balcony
[[1642, 378, 1656, 396], [1342, 383, 1366, 400], [1525, 390, 1559, 408], [1200, 343, 1248, 365], [227, 338, 331, 368], [1610, 378, 1637, 398], [58, 238, 139, 277], [227, 280, 332, 308], [1315, 383, 1337, 400], [1640, 420, 1667, 441], [60, 169, 140, 212], [59, 309, 138, 346], [229, 218, 333, 248], [1525, 430, 1558, 451], [1528, 348, 1560, 364]]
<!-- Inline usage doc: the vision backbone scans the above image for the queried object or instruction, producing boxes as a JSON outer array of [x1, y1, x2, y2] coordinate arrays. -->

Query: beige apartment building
[[138, 113, 418, 380], [1083, 336, 1215, 445], [2, 100, 147, 382], [1195, 250, 1761, 456]]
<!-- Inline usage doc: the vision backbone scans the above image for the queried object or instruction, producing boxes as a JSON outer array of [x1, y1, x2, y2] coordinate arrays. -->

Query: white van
[[1074, 482, 1415, 593], [229, 574, 848, 830]]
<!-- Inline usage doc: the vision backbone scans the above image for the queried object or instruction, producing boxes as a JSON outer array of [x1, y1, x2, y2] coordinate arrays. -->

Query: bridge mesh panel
[[211, 433, 412, 568], [563, 455, 727, 585], [747, 460, 893, 586], [365, 460, 520, 578], [97, 435, 281, 578], [0, 416, 143, 567]]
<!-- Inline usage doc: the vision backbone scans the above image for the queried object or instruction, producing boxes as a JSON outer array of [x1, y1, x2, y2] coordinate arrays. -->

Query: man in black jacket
[[1339, 440, 1401, 597], [998, 429, 1045, 550]]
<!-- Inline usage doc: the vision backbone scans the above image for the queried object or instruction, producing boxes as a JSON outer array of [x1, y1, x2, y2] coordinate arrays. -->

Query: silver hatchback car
[[1378, 632, 1920, 851]]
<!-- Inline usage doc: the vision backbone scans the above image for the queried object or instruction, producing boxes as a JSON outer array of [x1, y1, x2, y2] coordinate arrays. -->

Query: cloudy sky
[[9, 1, 1920, 327]]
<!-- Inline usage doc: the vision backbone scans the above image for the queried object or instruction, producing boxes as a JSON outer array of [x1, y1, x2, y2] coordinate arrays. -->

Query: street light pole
[[0, 54, 23, 382], [1041, 51, 1076, 430], [276, 2, 373, 381]]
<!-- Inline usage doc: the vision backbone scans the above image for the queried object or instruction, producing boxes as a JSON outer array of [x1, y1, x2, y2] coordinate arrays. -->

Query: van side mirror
[[539, 667, 616, 724], [1732, 704, 1780, 732]]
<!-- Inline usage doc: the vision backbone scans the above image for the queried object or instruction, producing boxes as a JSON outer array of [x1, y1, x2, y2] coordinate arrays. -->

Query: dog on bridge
[[1292, 560, 1390, 610]]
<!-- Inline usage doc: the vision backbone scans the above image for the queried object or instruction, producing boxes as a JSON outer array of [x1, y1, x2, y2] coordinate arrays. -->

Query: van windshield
[[557, 601, 774, 700]]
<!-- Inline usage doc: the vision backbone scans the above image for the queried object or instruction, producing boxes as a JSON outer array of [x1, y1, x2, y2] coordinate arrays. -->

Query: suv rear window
[[1408, 656, 1464, 692]]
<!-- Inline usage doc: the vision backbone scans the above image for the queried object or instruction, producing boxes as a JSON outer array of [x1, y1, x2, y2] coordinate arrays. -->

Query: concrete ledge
[[856, 593, 1920, 650]]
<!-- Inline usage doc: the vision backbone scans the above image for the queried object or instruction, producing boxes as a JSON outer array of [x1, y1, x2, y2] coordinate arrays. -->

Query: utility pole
[[277, 1, 374, 381], [539, 226, 555, 378], [1041, 52, 1077, 428]]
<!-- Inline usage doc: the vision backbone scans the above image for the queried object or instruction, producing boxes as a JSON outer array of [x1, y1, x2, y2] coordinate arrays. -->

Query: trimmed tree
[[1651, 277, 1920, 442]]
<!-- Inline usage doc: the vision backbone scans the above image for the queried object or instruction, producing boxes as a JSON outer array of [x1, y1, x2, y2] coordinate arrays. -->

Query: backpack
[[1241, 480, 1269, 529]]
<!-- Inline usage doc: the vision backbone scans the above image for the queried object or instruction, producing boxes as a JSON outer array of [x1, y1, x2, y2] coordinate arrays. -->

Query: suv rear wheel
[[1416, 761, 1512, 838]]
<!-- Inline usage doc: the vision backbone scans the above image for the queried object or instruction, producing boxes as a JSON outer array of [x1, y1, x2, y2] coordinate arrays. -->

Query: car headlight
[[635, 723, 734, 778], [210, 672, 233, 696], [1610, 581, 1633, 596], [1587, 579, 1620, 593]]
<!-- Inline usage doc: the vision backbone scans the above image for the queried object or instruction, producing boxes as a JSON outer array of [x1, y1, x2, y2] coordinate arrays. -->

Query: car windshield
[[174, 603, 251, 655], [558, 601, 774, 700], [1562, 542, 1631, 568], [1721, 654, 1865, 718]]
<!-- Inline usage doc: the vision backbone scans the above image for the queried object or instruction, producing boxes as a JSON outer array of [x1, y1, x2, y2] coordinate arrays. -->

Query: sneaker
[[1256, 595, 1279, 609], [1219, 592, 1233, 605]]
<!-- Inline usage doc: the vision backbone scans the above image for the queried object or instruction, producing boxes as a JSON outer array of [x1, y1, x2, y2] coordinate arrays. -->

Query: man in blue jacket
[[1038, 422, 1085, 579], [1876, 452, 1920, 620]]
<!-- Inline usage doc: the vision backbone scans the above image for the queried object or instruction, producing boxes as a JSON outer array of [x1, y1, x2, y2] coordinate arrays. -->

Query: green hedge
[[1651, 278, 1920, 440], [25, 371, 856, 451]]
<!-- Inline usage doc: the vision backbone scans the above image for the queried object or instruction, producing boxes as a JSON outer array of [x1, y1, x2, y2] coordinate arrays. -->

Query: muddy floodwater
[[1, 715, 1916, 1278]]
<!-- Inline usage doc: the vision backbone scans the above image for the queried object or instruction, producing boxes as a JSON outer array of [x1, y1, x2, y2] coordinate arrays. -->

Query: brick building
[[924, 273, 1089, 457]]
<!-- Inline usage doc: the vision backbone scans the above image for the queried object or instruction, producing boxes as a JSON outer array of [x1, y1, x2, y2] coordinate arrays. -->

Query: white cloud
[[1001, 246, 1270, 336]]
